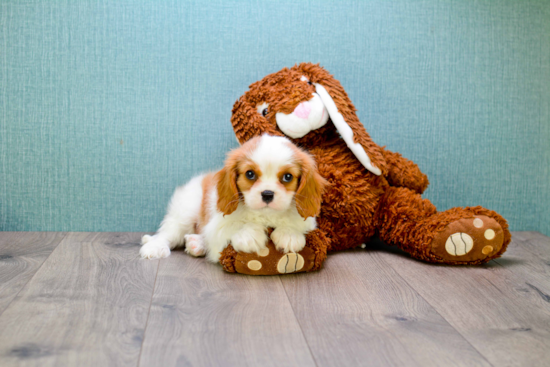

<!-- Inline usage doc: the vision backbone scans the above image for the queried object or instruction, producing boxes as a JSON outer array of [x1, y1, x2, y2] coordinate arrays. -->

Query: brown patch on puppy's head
[[235, 161, 261, 193], [277, 164, 301, 193]]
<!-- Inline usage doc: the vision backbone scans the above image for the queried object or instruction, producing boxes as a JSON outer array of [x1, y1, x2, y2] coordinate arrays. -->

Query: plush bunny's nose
[[294, 101, 311, 119]]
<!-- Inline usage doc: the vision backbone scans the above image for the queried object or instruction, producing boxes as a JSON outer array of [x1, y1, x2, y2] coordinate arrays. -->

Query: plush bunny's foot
[[429, 215, 505, 264], [220, 241, 315, 275], [219, 229, 330, 275], [376, 187, 511, 265]]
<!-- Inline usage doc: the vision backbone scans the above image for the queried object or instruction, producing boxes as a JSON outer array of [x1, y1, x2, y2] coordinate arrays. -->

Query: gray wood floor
[[0, 232, 549, 367]]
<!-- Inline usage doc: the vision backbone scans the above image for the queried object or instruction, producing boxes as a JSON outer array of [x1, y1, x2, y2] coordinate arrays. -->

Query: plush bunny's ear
[[315, 83, 382, 176]]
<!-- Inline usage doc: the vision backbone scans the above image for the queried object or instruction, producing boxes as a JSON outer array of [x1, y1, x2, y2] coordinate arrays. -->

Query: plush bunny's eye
[[256, 102, 269, 118], [300, 75, 313, 85]]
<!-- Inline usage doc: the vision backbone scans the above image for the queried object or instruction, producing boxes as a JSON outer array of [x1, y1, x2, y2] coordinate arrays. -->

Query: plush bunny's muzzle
[[275, 93, 329, 139]]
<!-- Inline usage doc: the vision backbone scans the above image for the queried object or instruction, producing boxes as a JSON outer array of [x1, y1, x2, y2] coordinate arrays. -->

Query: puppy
[[140, 134, 327, 262]]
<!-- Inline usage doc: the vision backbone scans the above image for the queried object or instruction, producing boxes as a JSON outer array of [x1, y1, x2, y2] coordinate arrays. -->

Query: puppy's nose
[[261, 190, 275, 204], [294, 101, 311, 119]]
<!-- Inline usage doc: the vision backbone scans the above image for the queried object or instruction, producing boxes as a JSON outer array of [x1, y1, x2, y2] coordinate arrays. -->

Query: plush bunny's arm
[[382, 148, 429, 194]]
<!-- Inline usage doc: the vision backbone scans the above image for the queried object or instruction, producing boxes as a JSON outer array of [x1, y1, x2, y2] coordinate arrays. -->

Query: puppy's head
[[215, 134, 327, 218]]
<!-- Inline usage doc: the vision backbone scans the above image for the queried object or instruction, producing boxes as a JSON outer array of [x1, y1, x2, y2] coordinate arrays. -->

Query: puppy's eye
[[282, 173, 293, 183], [262, 108, 268, 117], [245, 170, 256, 180], [307, 80, 313, 86]]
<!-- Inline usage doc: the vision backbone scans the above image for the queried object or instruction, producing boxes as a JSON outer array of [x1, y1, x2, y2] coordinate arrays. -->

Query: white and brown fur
[[140, 134, 327, 262]]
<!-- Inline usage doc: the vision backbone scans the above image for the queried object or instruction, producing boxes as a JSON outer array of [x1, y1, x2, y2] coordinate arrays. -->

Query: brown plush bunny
[[220, 63, 510, 275]]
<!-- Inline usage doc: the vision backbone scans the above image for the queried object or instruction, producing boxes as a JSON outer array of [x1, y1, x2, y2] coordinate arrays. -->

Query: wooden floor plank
[[281, 248, 491, 367], [507, 232, 550, 271], [371, 235, 550, 367], [0, 232, 158, 367], [511, 231, 550, 256], [139, 251, 316, 367], [1, 231, 547, 366], [0, 232, 66, 315], [493, 232, 550, 294]]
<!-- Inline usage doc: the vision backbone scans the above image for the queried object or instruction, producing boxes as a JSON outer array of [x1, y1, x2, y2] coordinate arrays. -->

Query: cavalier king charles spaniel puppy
[[140, 134, 327, 263]]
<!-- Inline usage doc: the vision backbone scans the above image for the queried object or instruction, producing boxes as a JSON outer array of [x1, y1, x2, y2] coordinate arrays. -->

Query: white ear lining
[[314, 83, 382, 176]]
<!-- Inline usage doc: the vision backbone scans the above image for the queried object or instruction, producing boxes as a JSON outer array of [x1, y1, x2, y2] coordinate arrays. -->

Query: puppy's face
[[216, 135, 326, 218]]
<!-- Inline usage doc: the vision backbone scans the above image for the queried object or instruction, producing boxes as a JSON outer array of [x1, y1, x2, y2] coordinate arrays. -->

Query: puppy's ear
[[215, 166, 239, 216], [295, 150, 328, 219]]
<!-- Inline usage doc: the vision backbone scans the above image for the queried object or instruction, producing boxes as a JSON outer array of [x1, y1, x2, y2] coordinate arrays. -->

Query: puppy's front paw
[[272, 227, 306, 253], [140, 236, 171, 259], [231, 225, 268, 255]]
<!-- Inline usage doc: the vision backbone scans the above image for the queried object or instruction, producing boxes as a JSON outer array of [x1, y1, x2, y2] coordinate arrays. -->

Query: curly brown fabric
[[305, 229, 330, 271], [382, 148, 429, 194], [220, 63, 511, 274], [219, 245, 238, 273]]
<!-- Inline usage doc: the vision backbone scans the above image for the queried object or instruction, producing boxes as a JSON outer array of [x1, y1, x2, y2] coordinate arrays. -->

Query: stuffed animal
[[220, 63, 510, 275]]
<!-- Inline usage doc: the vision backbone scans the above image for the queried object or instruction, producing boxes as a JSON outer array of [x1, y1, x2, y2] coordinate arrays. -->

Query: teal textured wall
[[1, 0, 549, 235]]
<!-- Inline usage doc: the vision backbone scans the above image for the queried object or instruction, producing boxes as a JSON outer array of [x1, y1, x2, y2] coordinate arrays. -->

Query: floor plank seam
[[137, 257, 161, 367], [0, 232, 68, 319], [280, 277, 320, 367], [374, 253, 496, 367]]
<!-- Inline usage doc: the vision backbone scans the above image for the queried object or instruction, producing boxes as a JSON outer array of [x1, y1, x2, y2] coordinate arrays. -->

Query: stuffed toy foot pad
[[219, 229, 329, 275], [430, 215, 504, 263], [220, 241, 316, 275]]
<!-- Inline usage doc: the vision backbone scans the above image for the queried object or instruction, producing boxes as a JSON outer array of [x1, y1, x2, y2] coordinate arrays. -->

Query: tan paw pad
[[445, 233, 474, 256], [247, 260, 262, 271], [484, 229, 495, 240], [482, 245, 494, 255], [277, 253, 305, 274]]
